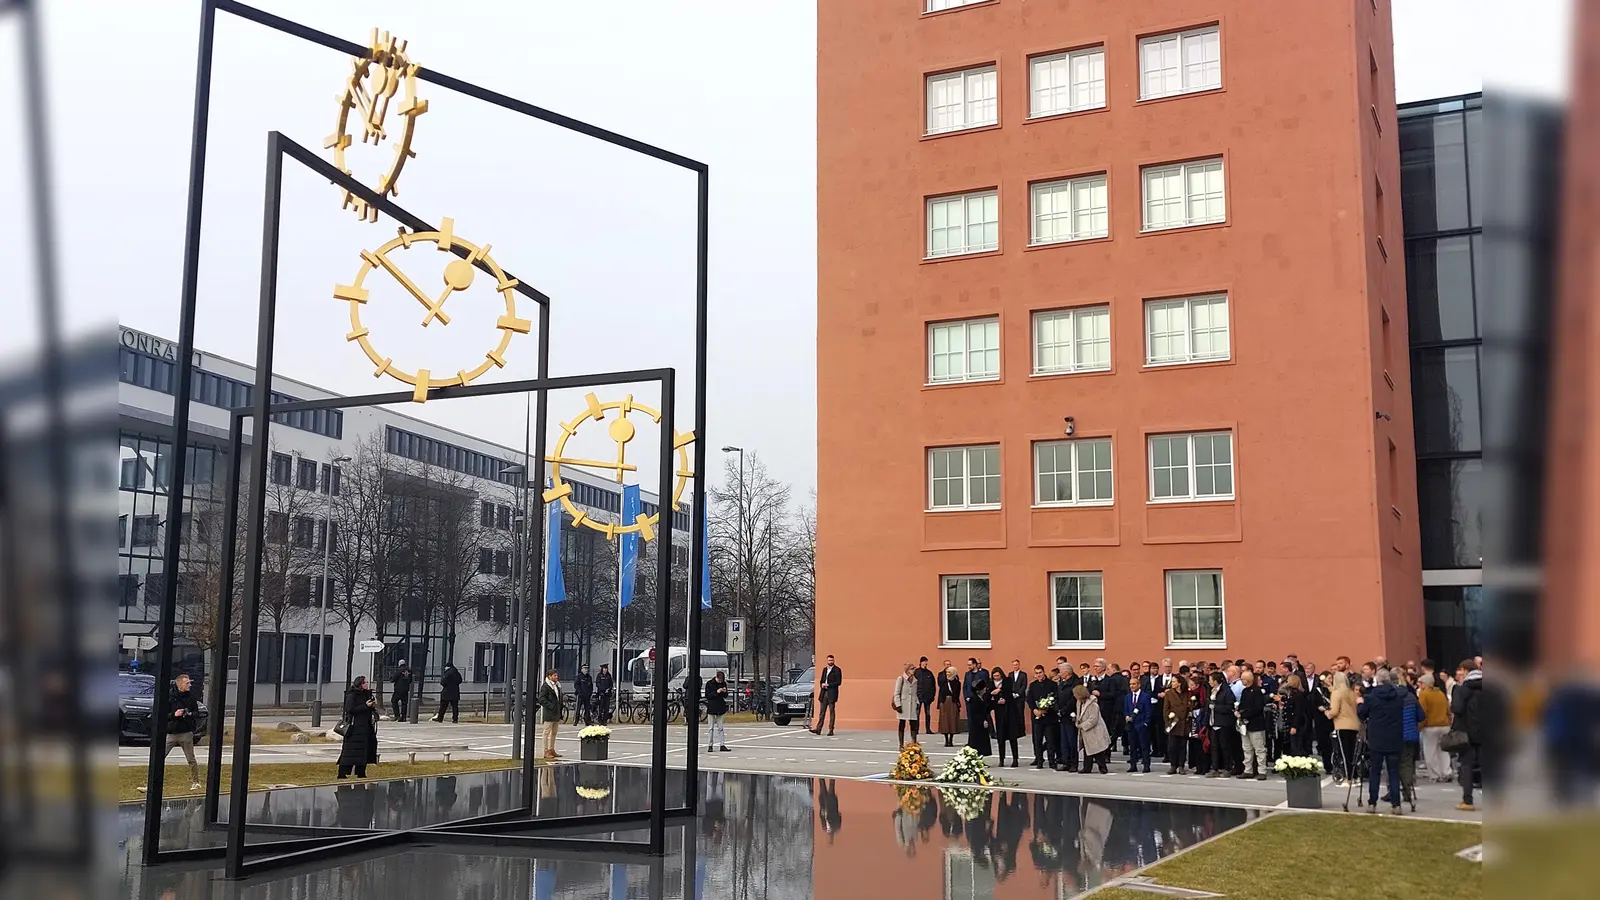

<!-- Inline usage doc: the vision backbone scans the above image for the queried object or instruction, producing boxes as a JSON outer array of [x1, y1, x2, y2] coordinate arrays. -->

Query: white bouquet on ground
[[578, 725, 612, 742], [934, 746, 993, 786], [1273, 755, 1325, 779]]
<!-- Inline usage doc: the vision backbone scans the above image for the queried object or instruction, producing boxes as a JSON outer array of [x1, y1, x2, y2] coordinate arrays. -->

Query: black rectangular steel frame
[[142, 0, 711, 881]]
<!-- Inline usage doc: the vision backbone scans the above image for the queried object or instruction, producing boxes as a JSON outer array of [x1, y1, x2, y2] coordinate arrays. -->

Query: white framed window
[[1050, 572, 1105, 646], [1029, 46, 1106, 117], [1166, 570, 1225, 646], [1139, 26, 1221, 100], [941, 576, 992, 647], [1033, 305, 1111, 375], [1141, 158, 1225, 231], [926, 0, 986, 12], [928, 317, 1000, 384], [927, 190, 1000, 257], [1144, 294, 1229, 365], [925, 66, 998, 135], [1148, 431, 1234, 501], [1033, 438, 1113, 506], [1030, 174, 1108, 245], [928, 445, 1002, 510]]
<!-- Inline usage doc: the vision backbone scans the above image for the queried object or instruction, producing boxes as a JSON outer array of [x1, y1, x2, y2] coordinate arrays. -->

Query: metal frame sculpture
[[141, 0, 709, 880]]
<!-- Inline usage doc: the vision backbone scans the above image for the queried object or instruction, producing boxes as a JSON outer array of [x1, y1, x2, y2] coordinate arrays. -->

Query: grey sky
[[0, 0, 1571, 497]]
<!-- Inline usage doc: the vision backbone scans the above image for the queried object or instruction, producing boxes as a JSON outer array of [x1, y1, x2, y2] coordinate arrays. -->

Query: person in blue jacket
[[1357, 668, 1407, 814], [1122, 678, 1156, 773]]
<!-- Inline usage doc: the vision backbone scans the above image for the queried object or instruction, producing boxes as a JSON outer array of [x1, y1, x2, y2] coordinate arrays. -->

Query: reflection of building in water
[[944, 845, 997, 900]]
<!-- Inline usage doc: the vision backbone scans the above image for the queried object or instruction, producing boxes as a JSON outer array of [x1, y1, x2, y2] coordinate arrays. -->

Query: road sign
[[122, 635, 157, 651], [726, 617, 746, 654], [358, 640, 386, 653]]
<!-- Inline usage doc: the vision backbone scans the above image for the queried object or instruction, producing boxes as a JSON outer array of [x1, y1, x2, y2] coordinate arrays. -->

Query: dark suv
[[770, 667, 814, 726], [118, 673, 208, 743]]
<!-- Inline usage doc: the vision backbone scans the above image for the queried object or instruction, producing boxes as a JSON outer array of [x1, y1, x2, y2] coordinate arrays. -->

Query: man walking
[[539, 669, 563, 760], [390, 661, 412, 723], [164, 673, 202, 790], [432, 663, 463, 723], [574, 663, 595, 725], [915, 657, 937, 734], [810, 655, 843, 736]]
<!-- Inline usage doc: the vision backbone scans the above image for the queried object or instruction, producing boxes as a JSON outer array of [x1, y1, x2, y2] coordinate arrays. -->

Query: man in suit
[[1025, 665, 1056, 768], [1008, 659, 1029, 739], [962, 657, 984, 709], [1099, 660, 1129, 757], [1123, 678, 1155, 772], [810, 655, 843, 736], [1054, 660, 1081, 771]]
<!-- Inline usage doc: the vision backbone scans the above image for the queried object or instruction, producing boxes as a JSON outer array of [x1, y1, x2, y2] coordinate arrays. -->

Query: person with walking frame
[[705, 669, 731, 752]]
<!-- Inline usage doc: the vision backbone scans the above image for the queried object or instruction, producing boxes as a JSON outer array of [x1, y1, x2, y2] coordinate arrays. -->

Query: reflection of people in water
[[816, 778, 842, 842], [962, 791, 994, 869], [335, 783, 375, 830], [435, 774, 458, 818], [893, 805, 918, 857], [991, 791, 1028, 881], [701, 771, 727, 845], [937, 791, 963, 838]]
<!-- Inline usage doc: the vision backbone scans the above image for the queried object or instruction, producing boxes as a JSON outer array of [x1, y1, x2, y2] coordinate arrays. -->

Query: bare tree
[[179, 471, 244, 715], [258, 437, 320, 707]]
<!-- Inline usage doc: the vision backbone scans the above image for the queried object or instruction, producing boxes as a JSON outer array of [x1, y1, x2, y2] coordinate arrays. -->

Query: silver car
[[770, 666, 814, 726]]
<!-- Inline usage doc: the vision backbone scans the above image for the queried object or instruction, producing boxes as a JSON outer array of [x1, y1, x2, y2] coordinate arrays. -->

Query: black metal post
[[204, 412, 246, 826], [649, 371, 676, 853], [224, 131, 286, 880], [142, 0, 216, 864], [684, 167, 710, 811], [519, 300, 551, 809]]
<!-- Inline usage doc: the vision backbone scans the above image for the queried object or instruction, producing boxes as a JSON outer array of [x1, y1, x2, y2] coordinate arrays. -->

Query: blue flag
[[699, 506, 712, 609], [618, 484, 640, 608], [610, 862, 629, 900], [535, 864, 556, 900], [546, 503, 566, 605]]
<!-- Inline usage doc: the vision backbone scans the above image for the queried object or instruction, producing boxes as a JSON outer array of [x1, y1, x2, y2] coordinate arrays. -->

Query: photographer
[[1325, 672, 1363, 785]]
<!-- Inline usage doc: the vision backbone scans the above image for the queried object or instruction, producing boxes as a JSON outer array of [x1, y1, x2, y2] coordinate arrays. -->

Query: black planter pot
[[580, 738, 609, 761], [1285, 776, 1323, 809]]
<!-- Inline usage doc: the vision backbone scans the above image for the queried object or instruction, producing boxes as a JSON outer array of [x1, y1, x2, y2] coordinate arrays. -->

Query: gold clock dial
[[543, 393, 695, 540], [334, 218, 529, 403], [325, 29, 427, 223]]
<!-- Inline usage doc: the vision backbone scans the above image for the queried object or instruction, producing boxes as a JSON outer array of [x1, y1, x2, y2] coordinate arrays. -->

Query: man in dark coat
[[432, 664, 463, 723], [1451, 660, 1489, 810], [1099, 662, 1129, 757], [1206, 671, 1238, 778], [1358, 668, 1406, 813], [1054, 662, 1083, 771], [1026, 665, 1057, 768], [595, 664, 616, 724], [390, 662, 412, 722], [915, 657, 937, 734], [810, 655, 843, 736], [573, 663, 595, 725]]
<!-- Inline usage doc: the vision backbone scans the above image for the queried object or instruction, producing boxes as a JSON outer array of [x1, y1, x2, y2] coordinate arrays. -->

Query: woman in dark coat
[[989, 666, 1025, 768], [936, 666, 963, 746], [966, 668, 993, 757], [337, 675, 379, 779]]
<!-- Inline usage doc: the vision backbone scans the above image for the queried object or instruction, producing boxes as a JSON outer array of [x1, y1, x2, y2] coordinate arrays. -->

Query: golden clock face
[[334, 218, 529, 403], [325, 29, 427, 223], [543, 393, 695, 541]]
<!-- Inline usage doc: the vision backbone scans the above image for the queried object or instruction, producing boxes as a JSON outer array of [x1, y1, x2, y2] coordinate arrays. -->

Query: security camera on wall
[[1064, 416, 1076, 436]]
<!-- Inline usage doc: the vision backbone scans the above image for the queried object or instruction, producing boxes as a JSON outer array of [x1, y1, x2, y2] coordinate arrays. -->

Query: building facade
[[118, 326, 689, 705], [1397, 93, 1485, 667], [817, 0, 1422, 727]]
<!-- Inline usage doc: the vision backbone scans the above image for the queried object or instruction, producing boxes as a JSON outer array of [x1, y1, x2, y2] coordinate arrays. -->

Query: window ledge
[[1025, 234, 1112, 252], [921, 122, 1001, 142], [1032, 501, 1114, 510], [1025, 105, 1108, 124], [1138, 220, 1228, 237], [920, 0, 999, 19], [1166, 641, 1227, 650], [1050, 641, 1106, 651], [922, 249, 1002, 264], [1137, 85, 1225, 106], [1147, 496, 1235, 506], [923, 377, 1002, 390], [1030, 367, 1115, 380], [940, 642, 993, 650], [1142, 357, 1233, 371], [925, 506, 1002, 514]]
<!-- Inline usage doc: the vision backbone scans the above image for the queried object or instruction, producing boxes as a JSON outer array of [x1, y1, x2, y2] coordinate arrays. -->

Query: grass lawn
[[1491, 814, 1600, 900], [219, 726, 336, 745], [1090, 812, 1481, 900], [119, 758, 527, 803]]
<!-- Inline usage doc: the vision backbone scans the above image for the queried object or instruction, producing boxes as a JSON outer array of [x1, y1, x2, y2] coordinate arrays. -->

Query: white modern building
[[117, 325, 689, 706]]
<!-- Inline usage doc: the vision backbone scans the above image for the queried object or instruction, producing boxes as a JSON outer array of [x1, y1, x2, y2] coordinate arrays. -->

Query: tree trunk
[[343, 631, 357, 693]]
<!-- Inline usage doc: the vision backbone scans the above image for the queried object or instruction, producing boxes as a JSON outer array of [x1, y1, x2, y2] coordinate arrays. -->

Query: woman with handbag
[[893, 662, 921, 747], [337, 675, 379, 779]]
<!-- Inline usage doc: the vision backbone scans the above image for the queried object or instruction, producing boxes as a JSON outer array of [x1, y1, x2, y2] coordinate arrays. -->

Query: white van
[[625, 647, 731, 696]]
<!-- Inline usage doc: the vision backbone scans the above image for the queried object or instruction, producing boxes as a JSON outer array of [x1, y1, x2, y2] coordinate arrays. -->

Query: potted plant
[[1274, 755, 1325, 808], [578, 725, 612, 761]]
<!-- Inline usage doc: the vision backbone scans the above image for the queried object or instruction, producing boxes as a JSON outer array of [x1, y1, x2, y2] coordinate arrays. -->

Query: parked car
[[771, 666, 815, 726], [118, 673, 208, 743]]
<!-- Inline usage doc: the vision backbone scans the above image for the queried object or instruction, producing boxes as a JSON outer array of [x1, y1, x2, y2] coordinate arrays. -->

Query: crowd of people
[[888, 652, 1495, 814]]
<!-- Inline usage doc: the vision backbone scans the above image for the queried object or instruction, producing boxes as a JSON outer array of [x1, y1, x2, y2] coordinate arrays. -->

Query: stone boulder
[[274, 721, 302, 733], [289, 732, 311, 744]]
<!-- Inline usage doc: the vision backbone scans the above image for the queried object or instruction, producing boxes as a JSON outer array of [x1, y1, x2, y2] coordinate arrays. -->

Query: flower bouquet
[[1274, 755, 1325, 809], [578, 725, 612, 761], [892, 742, 933, 781], [934, 746, 993, 786], [576, 785, 611, 801], [1272, 755, 1325, 779], [1035, 696, 1054, 711], [937, 785, 990, 821]]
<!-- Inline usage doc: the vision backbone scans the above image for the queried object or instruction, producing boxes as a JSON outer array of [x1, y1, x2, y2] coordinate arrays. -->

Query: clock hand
[[423, 258, 475, 326], [362, 249, 450, 326], [422, 285, 454, 327]]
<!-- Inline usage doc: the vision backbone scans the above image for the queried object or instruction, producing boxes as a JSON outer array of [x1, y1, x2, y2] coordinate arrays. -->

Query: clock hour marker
[[543, 483, 573, 504], [412, 369, 430, 403], [496, 315, 532, 334], [333, 284, 369, 303], [345, 327, 369, 341]]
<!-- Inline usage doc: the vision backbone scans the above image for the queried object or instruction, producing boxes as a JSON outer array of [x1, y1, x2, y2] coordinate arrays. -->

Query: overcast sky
[[0, 0, 1573, 498]]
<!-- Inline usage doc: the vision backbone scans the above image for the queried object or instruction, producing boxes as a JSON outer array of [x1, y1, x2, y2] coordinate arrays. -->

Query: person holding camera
[[1325, 672, 1363, 785]]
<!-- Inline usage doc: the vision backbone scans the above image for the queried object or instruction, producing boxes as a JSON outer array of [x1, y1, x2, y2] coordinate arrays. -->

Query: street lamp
[[311, 455, 352, 727], [721, 446, 744, 685], [501, 463, 527, 758]]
